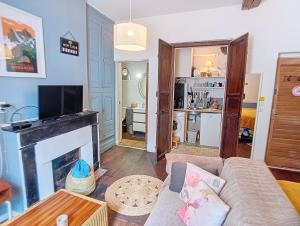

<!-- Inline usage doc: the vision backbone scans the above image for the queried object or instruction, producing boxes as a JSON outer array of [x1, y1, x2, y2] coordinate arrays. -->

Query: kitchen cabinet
[[200, 113, 222, 147], [174, 48, 192, 77], [133, 108, 146, 133]]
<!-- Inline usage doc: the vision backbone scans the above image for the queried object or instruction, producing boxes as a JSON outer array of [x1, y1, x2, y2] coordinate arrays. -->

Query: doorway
[[237, 73, 262, 158], [171, 46, 228, 157], [156, 34, 249, 160], [266, 55, 300, 169], [117, 60, 148, 150]]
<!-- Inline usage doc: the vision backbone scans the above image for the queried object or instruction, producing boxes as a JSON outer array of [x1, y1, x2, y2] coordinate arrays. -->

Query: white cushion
[[179, 163, 225, 203], [178, 181, 230, 226]]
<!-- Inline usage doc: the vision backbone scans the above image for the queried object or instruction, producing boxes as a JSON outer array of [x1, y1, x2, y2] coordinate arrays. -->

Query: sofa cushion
[[220, 157, 300, 226], [170, 162, 187, 193], [278, 180, 300, 215], [166, 153, 223, 176], [145, 186, 185, 226], [180, 163, 226, 203], [178, 181, 230, 226]]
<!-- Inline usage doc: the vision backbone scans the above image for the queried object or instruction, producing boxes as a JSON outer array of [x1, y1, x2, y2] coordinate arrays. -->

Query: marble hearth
[[2, 111, 100, 213]]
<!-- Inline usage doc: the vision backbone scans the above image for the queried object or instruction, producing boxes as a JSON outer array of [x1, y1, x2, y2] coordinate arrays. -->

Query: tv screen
[[38, 85, 83, 120]]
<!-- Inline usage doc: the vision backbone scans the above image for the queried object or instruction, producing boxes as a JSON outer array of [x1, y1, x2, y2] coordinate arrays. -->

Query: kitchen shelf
[[175, 76, 226, 79], [189, 76, 226, 79], [192, 87, 225, 89]]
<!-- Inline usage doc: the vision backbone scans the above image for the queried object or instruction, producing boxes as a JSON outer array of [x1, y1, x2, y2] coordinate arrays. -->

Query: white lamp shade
[[114, 22, 147, 51]]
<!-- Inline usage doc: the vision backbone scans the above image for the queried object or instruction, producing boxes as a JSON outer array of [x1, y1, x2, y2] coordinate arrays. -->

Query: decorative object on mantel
[[105, 175, 163, 216], [114, 0, 147, 51], [66, 160, 96, 195], [0, 2, 46, 78], [60, 31, 79, 56]]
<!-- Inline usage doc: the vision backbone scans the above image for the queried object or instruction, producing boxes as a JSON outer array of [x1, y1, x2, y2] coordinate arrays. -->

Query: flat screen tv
[[38, 85, 83, 120]]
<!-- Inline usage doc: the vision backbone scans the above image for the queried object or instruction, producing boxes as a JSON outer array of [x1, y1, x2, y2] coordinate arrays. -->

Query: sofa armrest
[[165, 153, 224, 175]]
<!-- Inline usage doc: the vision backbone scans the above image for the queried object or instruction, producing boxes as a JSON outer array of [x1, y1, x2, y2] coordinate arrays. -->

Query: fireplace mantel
[[1, 111, 100, 213]]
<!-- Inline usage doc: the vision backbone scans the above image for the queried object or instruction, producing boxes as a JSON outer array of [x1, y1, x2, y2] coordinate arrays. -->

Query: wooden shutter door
[[156, 39, 174, 160], [220, 34, 249, 158], [265, 57, 300, 169]]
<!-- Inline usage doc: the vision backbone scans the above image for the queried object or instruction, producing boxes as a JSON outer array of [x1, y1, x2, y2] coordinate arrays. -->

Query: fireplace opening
[[52, 148, 80, 191]]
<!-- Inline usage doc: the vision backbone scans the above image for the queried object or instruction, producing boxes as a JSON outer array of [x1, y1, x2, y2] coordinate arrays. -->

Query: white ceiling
[[87, 0, 242, 21]]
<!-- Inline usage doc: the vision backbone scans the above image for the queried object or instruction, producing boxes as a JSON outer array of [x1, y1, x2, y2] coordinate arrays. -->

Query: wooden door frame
[[157, 38, 253, 159], [161, 39, 232, 157], [171, 39, 232, 48], [220, 33, 249, 158], [265, 56, 300, 169], [115, 60, 149, 150], [156, 39, 175, 160]]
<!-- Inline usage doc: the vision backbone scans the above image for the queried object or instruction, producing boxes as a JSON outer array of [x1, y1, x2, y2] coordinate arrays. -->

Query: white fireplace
[[35, 126, 94, 200]]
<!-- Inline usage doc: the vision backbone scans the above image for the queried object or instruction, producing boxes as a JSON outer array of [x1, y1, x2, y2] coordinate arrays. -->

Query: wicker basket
[[65, 171, 96, 195], [187, 130, 199, 144]]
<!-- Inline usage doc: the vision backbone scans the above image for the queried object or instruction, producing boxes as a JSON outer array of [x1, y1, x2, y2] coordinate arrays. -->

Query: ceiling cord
[[129, 0, 132, 22]]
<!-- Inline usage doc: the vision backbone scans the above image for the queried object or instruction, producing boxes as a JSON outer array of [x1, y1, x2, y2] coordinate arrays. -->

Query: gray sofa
[[145, 154, 300, 226]]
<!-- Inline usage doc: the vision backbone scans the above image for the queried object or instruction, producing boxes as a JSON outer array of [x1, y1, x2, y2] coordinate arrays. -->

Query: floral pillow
[[179, 163, 225, 203], [177, 181, 230, 226]]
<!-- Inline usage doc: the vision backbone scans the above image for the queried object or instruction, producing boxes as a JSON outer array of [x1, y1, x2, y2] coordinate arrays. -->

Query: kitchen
[[172, 46, 227, 152]]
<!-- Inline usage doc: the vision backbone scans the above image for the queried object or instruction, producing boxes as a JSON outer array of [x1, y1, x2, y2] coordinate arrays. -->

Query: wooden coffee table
[[3, 189, 108, 226], [0, 180, 12, 220]]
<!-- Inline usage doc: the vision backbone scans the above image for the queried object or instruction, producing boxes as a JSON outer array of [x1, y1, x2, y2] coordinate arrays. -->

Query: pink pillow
[[177, 181, 230, 226], [180, 163, 225, 203]]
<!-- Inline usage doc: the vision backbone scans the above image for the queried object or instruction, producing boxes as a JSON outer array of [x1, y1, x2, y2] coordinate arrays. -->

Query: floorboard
[[97, 146, 166, 226]]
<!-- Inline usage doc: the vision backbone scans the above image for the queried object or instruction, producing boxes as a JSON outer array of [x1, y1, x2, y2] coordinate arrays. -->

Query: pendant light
[[114, 0, 147, 51]]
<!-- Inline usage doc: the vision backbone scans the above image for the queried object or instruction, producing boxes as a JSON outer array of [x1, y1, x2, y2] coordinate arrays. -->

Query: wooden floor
[[122, 132, 145, 142], [98, 146, 300, 226], [270, 167, 300, 183], [236, 143, 252, 158], [97, 146, 166, 226]]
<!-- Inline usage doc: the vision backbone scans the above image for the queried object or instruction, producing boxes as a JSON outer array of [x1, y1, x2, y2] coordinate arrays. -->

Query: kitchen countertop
[[174, 108, 222, 113]]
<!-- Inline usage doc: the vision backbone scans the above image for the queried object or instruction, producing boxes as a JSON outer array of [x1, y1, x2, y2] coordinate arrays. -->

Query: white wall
[[114, 0, 300, 158], [244, 73, 261, 103]]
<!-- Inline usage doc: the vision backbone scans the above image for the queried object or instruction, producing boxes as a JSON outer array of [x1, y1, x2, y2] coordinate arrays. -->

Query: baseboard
[[100, 137, 115, 153], [94, 167, 108, 180], [268, 165, 300, 173]]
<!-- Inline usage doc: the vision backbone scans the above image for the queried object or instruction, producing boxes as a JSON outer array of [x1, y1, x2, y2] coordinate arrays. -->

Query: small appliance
[[174, 83, 185, 109]]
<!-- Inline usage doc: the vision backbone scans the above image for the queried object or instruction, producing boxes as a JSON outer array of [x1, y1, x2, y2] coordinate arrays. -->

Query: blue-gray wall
[[0, 0, 88, 121]]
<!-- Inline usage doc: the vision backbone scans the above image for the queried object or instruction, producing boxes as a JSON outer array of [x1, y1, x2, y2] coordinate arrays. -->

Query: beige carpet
[[105, 175, 163, 216], [172, 143, 219, 157], [119, 139, 146, 149]]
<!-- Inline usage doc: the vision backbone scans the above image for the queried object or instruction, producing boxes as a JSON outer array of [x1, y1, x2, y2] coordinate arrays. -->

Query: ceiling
[[87, 0, 242, 21]]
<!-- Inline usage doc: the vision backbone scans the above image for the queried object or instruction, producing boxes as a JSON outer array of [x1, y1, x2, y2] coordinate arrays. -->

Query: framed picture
[[0, 2, 46, 78]]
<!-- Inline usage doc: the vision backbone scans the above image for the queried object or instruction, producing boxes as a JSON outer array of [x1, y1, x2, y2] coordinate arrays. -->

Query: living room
[[0, 0, 300, 225]]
